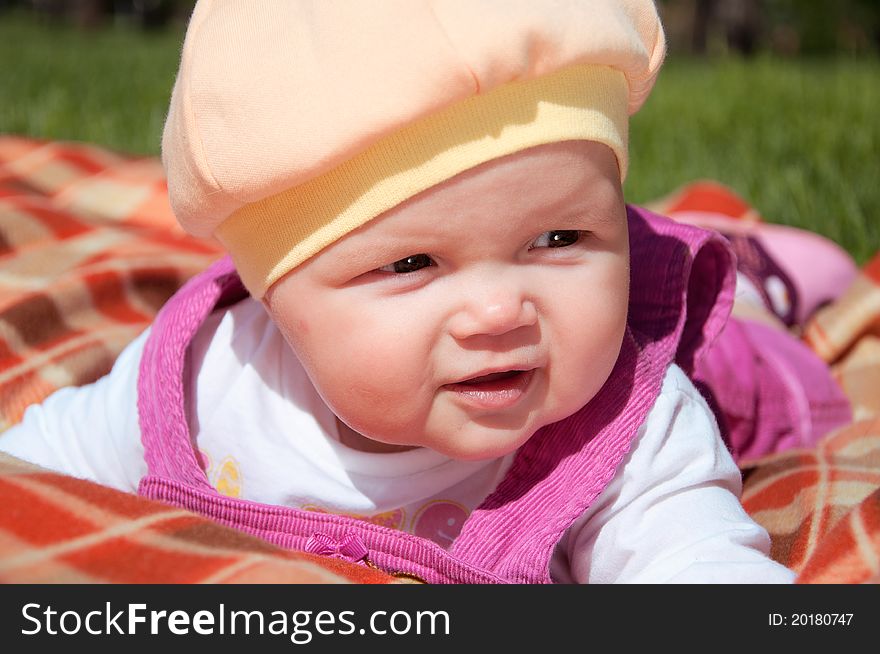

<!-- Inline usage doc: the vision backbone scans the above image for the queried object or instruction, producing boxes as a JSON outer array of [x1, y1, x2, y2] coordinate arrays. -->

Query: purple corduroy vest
[[137, 206, 735, 583]]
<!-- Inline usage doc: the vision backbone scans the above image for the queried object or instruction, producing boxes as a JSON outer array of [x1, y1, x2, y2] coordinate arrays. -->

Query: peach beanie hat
[[162, 0, 666, 297]]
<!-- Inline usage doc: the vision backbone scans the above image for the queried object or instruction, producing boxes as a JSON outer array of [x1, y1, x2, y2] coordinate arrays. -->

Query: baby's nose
[[449, 286, 538, 340]]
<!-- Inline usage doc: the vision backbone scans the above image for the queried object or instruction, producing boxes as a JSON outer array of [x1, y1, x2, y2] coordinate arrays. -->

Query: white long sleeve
[[550, 365, 795, 583], [0, 329, 148, 492]]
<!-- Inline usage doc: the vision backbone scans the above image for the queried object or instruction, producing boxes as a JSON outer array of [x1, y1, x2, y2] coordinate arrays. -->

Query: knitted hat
[[162, 0, 666, 297]]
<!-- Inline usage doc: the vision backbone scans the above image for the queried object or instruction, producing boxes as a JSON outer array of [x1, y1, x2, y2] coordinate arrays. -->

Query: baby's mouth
[[443, 369, 536, 410], [455, 370, 527, 388]]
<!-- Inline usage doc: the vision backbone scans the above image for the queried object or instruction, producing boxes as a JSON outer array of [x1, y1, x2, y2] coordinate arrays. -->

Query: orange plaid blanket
[[744, 257, 880, 583], [651, 182, 880, 584], [0, 136, 394, 584], [1, 138, 878, 583]]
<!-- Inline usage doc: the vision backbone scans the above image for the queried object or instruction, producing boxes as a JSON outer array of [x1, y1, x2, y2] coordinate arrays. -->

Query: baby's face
[[264, 141, 630, 460]]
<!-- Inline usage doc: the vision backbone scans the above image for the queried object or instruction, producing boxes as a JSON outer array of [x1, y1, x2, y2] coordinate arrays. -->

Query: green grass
[[626, 57, 880, 265], [1, 12, 877, 263], [0, 12, 184, 156]]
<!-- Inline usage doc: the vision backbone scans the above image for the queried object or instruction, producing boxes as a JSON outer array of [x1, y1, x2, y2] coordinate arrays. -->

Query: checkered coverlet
[[0, 136, 394, 583], [1, 138, 878, 583], [651, 181, 880, 584]]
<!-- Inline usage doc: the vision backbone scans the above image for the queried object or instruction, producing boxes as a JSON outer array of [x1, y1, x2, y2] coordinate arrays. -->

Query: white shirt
[[0, 299, 794, 583]]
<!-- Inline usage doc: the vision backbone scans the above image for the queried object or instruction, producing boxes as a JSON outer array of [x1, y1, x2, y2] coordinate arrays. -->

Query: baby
[[0, 0, 796, 583]]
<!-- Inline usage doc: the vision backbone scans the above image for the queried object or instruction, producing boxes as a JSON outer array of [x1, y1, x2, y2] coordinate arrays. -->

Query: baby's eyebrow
[[526, 203, 621, 231], [331, 233, 435, 268], [520, 180, 623, 227]]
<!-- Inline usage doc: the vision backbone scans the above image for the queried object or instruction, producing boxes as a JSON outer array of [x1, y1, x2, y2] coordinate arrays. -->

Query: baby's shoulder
[[657, 363, 701, 399], [643, 363, 720, 442], [193, 297, 278, 359], [188, 297, 299, 390]]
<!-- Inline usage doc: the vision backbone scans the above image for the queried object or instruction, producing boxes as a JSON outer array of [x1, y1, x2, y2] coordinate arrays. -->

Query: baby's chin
[[340, 423, 533, 461], [334, 417, 417, 454], [419, 400, 592, 461], [336, 398, 585, 460], [422, 423, 543, 462]]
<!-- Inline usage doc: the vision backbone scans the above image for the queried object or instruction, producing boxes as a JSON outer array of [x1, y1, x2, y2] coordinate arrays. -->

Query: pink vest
[[137, 206, 735, 583]]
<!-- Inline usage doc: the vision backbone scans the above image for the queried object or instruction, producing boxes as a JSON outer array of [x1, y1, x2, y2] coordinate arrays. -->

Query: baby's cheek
[[294, 316, 310, 336], [343, 314, 430, 380], [548, 305, 626, 415], [324, 335, 430, 430], [340, 333, 409, 386]]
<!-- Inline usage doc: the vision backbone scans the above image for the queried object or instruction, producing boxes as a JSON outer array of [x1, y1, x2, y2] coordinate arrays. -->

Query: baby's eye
[[377, 253, 435, 274], [530, 230, 582, 249]]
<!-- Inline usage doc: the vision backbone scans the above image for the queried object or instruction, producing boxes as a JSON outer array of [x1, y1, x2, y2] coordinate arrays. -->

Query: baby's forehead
[[367, 142, 624, 228]]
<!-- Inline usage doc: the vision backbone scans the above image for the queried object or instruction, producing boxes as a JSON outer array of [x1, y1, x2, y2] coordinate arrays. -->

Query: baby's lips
[[446, 364, 537, 387], [458, 369, 525, 385]]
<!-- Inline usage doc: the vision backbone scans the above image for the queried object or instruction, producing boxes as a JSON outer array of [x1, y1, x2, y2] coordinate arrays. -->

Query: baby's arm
[[0, 330, 148, 493], [552, 364, 795, 584]]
